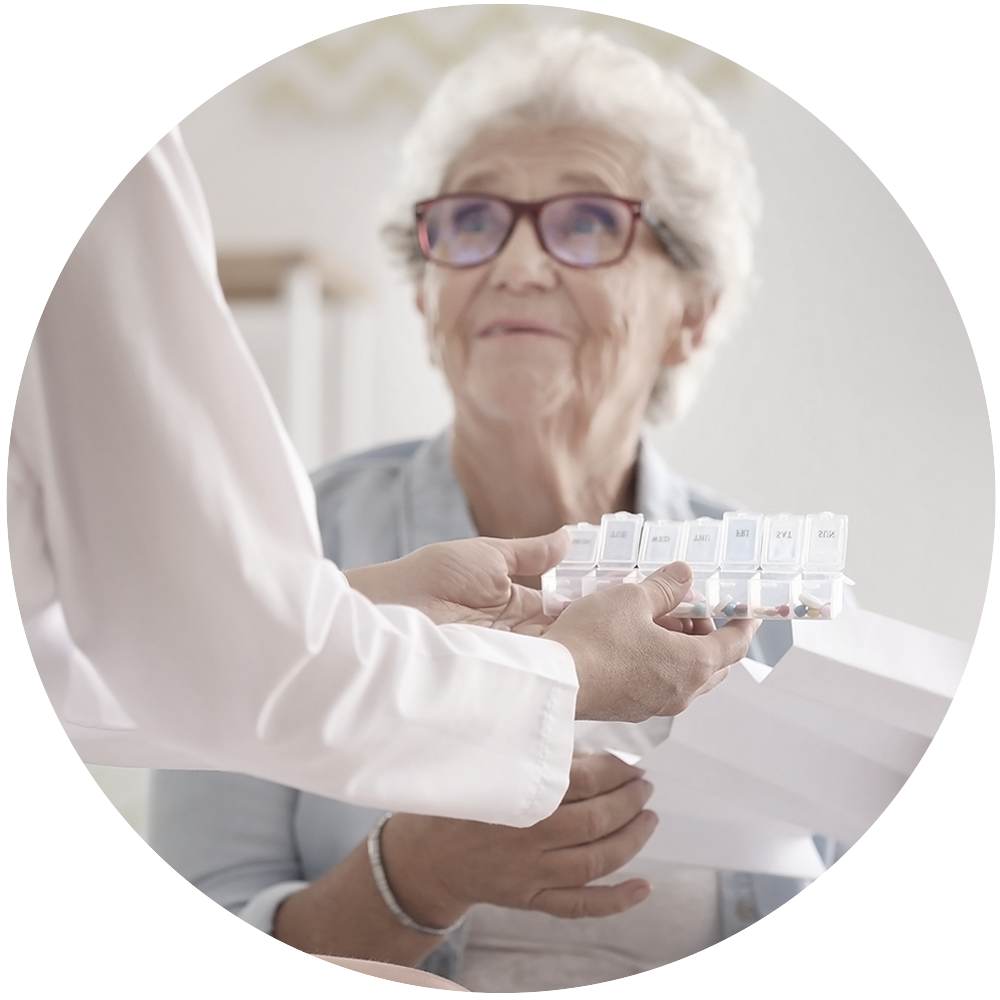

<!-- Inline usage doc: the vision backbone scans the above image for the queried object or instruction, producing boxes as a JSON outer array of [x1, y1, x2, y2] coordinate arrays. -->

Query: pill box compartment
[[581, 568, 637, 597], [668, 517, 723, 618], [755, 575, 800, 618], [713, 573, 760, 619], [667, 573, 717, 617], [581, 511, 644, 598], [794, 575, 843, 619], [756, 514, 806, 619], [714, 513, 763, 618], [636, 519, 687, 580], [794, 512, 849, 620], [541, 522, 600, 615], [542, 568, 590, 614]]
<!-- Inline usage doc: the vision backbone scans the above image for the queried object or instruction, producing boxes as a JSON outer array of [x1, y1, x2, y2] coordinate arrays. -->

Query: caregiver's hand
[[381, 752, 657, 927], [344, 530, 569, 631], [546, 561, 758, 722]]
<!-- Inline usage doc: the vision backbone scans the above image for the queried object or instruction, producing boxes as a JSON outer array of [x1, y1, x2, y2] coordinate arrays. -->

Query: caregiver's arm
[[348, 539, 756, 721], [344, 531, 569, 633], [10, 130, 580, 825]]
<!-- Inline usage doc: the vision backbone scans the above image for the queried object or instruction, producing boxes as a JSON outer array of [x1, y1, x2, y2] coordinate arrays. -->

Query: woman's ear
[[663, 288, 717, 366]]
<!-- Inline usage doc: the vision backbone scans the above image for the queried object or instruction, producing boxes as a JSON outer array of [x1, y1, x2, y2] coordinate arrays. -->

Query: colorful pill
[[794, 605, 808, 617], [807, 607, 821, 618], [778, 605, 790, 617], [820, 603, 832, 619], [692, 602, 707, 616], [734, 603, 748, 616]]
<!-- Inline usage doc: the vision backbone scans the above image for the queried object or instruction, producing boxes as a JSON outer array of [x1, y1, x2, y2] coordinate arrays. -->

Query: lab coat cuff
[[513, 642, 579, 827]]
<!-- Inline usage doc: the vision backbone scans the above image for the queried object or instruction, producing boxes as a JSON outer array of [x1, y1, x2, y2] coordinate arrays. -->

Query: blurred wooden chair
[[217, 248, 368, 468]]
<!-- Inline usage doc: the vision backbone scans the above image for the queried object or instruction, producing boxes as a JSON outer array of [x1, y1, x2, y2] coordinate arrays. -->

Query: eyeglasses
[[414, 193, 697, 271]]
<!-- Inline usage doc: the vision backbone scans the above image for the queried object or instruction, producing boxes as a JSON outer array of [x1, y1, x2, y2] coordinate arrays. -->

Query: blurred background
[[87, 5, 993, 832]]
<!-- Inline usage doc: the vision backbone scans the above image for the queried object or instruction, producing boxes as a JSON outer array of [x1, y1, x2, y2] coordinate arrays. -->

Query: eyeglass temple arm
[[641, 206, 699, 271]]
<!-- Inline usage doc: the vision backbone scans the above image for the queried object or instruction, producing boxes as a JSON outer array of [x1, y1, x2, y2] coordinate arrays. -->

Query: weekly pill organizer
[[541, 511, 850, 620]]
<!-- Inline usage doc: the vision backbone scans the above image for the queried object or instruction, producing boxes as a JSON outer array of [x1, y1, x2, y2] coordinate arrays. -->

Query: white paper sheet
[[770, 609, 968, 737], [636, 752, 827, 877], [605, 608, 971, 875]]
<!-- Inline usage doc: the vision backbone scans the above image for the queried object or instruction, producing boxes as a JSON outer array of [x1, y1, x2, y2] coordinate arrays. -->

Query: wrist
[[375, 814, 469, 931], [543, 626, 599, 721], [344, 564, 394, 605]]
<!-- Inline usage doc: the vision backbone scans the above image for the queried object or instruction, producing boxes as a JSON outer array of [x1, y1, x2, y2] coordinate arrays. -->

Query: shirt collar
[[634, 436, 703, 520], [402, 428, 702, 547], [402, 429, 478, 552]]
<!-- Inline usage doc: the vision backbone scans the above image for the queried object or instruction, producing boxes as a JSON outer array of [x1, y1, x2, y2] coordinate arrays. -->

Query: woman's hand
[[344, 530, 569, 631], [272, 753, 656, 967], [379, 752, 657, 926]]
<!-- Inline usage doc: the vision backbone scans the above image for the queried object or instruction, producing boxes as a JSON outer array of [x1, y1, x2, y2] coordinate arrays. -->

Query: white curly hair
[[380, 28, 761, 422]]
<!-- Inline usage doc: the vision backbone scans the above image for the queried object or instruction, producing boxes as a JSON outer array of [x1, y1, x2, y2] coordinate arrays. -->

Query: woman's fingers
[[402, 768, 657, 912], [530, 878, 653, 919], [543, 808, 659, 886], [539, 777, 656, 852], [563, 752, 645, 803]]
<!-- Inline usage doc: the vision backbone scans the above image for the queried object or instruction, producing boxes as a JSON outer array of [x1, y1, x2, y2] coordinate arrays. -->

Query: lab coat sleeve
[[7, 131, 578, 826]]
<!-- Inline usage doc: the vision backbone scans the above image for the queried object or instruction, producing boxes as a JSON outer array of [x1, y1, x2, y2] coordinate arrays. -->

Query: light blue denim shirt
[[148, 430, 815, 976]]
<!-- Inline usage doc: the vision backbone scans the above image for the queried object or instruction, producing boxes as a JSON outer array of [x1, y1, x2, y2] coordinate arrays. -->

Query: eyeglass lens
[[419, 195, 636, 268]]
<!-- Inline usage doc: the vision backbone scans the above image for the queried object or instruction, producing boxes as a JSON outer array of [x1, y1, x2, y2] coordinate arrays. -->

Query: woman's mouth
[[477, 321, 568, 339]]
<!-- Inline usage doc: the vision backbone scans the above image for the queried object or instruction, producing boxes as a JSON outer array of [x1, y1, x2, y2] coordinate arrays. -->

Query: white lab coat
[[7, 131, 577, 827]]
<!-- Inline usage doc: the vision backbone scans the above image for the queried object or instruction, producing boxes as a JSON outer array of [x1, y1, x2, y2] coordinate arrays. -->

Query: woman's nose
[[488, 217, 558, 291]]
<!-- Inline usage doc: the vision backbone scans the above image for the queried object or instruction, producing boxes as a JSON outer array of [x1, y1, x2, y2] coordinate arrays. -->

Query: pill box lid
[[596, 511, 645, 568], [761, 513, 806, 569], [560, 522, 602, 569], [638, 519, 687, 570], [681, 517, 725, 569], [721, 511, 764, 569], [802, 512, 849, 571]]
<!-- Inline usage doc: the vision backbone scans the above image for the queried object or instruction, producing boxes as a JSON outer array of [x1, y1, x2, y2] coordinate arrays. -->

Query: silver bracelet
[[366, 813, 466, 937]]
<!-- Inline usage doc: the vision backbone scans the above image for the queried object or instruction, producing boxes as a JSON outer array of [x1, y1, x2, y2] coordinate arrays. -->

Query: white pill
[[798, 590, 826, 610]]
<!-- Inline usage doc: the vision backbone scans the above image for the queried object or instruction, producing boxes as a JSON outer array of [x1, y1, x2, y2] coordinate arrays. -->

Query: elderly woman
[[150, 29, 796, 990]]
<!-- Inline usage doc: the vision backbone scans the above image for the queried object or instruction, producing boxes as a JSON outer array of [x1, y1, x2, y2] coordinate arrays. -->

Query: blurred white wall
[[178, 6, 992, 646]]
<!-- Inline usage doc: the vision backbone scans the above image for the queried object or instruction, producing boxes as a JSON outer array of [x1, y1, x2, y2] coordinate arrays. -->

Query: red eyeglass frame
[[414, 192, 696, 271]]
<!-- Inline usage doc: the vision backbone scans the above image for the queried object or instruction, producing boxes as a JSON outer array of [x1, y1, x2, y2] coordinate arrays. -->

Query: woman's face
[[417, 124, 714, 437]]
